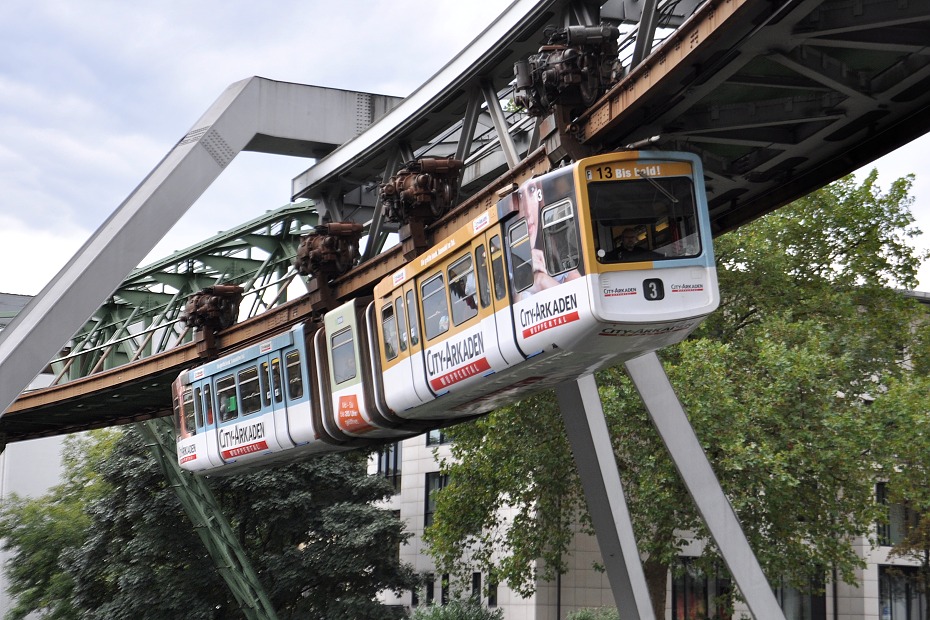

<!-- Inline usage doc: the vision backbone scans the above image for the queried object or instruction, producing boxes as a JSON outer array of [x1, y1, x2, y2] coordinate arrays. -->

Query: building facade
[[374, 432, 927, 620]]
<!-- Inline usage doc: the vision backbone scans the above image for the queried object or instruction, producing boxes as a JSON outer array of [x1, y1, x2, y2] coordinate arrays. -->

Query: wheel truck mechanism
[[379, 156, 465, 225], [180, 285, 245, 358], [514, 24, 622, 119], [294, 222, 364, 282]]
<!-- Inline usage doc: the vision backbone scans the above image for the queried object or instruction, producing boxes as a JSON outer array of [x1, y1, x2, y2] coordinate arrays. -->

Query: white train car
[[173, 150, 719, 474]]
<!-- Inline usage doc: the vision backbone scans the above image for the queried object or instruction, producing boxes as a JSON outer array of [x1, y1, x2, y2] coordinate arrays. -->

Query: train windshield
[[587, 169, 701, 263]]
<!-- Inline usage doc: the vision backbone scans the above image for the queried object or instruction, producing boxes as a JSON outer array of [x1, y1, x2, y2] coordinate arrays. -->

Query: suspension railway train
[[172, 150, 720, 474]]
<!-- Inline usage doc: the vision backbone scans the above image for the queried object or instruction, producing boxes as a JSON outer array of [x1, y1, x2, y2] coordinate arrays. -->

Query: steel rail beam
[[579, 0, 762, 143], [3, 293, 318, 437], [290, 0, 564, 202]]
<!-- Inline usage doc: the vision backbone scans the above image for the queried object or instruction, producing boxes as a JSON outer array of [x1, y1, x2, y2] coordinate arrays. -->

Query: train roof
[[181, 326, 300, 384]]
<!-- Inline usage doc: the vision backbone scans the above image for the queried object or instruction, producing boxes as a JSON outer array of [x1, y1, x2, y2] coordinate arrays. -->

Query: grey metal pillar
[[0, 78, 398, 417], [624, 352, 785, 620], [555, 374, 656, 620], [139, 419, 279, 620]]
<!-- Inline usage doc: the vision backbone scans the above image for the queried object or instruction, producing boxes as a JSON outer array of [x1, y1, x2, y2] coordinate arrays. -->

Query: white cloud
[[0, 215, 87, 295], [0, 0, 927, 299]]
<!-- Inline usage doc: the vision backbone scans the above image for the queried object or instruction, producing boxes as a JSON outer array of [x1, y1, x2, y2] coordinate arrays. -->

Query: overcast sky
[[1, 0, 928, 297]]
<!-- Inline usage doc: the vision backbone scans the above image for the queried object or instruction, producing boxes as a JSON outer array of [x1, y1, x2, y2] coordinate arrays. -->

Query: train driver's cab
[[590, 169, 702, 264]]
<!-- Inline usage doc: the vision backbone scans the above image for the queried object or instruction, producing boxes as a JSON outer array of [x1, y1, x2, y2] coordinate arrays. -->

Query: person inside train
[[604, 227, 661, 261]]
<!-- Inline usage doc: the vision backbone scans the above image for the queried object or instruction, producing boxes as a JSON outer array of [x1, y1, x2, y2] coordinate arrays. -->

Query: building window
[[377, 442, 402, 492], [425, 574, 435, 606], [425, 471, 449, 527], [774, 576, 826, 620], [441, 573, 450, 605], [880, 566, 928, 620], [488, 577, 498, 608], [877, 482, 921, 546], [672, 557, 732, 620], [426, 429, 449, 446]]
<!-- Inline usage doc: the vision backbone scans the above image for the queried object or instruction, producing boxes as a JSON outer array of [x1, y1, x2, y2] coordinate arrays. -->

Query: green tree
[[871, 375, 930, 596], [1, 427, 417, 619], [424, 171, 929, 617], [62, 427, 234, 619], [0, 430, 118, 620]]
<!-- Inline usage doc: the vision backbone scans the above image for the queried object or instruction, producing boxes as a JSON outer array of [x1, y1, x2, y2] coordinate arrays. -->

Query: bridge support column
[[557, 357, 786, 620], [624, 352, 784, 620], [139, 419, 279, 620], [555, 374, 655, 620]]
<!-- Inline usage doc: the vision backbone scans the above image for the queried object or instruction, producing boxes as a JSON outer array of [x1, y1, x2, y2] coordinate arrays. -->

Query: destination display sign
[[584, 161, 692, 182]]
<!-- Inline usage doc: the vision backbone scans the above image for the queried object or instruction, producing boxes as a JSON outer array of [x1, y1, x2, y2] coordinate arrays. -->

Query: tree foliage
[[871, 375, 930, 593], [0, 431, 118, 620], [409, 598, 504, 620], [0, 427, 416, 619], [424, 171, 930, 616]]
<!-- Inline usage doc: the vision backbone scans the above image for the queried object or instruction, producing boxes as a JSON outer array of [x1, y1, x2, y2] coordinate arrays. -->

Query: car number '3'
[[643, 278, 664, 301]]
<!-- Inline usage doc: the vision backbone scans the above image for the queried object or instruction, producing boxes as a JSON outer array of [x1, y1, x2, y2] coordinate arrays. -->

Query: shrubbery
[[566, 608, 620, 620], [410, 598, 504, 620]]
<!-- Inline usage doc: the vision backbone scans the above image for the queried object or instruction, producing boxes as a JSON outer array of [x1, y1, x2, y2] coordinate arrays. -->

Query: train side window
[[270, 358, 283, 403], [181, 388, 197, 435], [285, 351, 304, 399], [331, 328, 357, 384], [193, 387, 204, 428], [422, 273, 450, 340], [448, 255, 478, 326], [395, 298, 408, 352], [216, 375, 238, 422], [381, 303, 400, 360], [490, 235, 506, 300], [475, 245, 491, 308], [238, 366, 262, 415], [542, 201, 579, 275], [405, 290, 420, 346], [260, 362, 271, 407], [203, 384, 214, 425], [508, 220, 534, 292]]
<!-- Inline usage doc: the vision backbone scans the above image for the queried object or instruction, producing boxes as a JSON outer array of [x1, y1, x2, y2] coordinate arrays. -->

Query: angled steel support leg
[[140, 419, 279, 620], [0, 78, 395, 417], [556, 374, 655, 620], [624, 352, 785, 620]]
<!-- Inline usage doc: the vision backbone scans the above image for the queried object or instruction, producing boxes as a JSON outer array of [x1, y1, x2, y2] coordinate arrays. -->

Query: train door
[[278, 329, 315, 445], [374, 288, 431, 414], [482, 230, 523, 365], [259, 352, 293, 450], [196, 379, 223, 469], [402, 282, 431, 403]]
